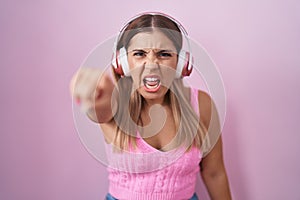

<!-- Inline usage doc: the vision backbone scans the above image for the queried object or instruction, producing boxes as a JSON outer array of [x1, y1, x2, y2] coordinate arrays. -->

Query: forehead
[[127, 30, 177, 52]]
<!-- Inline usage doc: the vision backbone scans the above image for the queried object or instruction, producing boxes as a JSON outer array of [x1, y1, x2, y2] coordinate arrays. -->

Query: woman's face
[[126, 29, 178, 104]]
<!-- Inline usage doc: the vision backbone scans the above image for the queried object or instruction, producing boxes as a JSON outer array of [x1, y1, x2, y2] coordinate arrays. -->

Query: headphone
[[111, 12, 193, 78]]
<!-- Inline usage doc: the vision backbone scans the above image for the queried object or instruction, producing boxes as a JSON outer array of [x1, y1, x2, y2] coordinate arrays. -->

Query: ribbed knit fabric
[[105, 88, 202, 200]]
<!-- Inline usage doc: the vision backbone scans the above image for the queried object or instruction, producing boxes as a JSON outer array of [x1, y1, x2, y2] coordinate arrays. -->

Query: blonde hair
[[111, 74, 207, 152], [111, 13, 208, 152]]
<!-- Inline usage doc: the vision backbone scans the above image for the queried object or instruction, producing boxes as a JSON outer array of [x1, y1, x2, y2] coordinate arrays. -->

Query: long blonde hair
[[112, 14, 208, 151]]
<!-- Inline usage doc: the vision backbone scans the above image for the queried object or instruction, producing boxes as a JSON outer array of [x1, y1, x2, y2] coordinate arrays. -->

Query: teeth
[[143, 76, 160, 90], [144, 77, 159, 82]]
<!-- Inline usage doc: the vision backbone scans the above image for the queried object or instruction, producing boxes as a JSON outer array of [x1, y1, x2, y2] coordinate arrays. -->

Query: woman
[[71, 12, 231, 200]]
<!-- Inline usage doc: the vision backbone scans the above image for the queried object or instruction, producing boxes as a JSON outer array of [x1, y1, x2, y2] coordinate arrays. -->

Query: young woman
[[71, 12, 231, 200]]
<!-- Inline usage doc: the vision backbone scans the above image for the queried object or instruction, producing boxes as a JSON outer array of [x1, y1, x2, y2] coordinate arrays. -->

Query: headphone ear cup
[[176, 50, 193, 78], [112, 47, 130, 76], [118, 47, 130, 76], [181, 52, 193, 77], [112, 51, 124, 76]]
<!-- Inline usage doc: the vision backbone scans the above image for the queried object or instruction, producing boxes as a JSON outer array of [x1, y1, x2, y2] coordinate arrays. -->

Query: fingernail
[[75, 98, 81, 105]]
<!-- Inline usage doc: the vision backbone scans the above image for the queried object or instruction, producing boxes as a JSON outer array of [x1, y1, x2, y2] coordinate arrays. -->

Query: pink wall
[[1, 0, 299, 199]]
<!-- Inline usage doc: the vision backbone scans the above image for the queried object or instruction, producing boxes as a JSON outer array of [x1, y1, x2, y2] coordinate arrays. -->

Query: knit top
[[105, 88, 202, 200]]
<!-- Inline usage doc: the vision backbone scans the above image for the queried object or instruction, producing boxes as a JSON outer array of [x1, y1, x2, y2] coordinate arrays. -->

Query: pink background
[[1, 0, 299, 199]]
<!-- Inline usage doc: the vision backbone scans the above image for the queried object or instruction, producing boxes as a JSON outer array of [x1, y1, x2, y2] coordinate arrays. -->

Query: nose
[[144, 50, 159, 73], [144, 50, 158, 65]]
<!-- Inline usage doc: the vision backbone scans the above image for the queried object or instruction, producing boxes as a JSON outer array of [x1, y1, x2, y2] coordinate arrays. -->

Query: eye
[[158, 51, 172, 58], [133, 51, 146, 57]]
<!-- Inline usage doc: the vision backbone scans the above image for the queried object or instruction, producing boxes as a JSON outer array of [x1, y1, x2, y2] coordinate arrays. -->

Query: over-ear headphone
[[111, 12, 193, 78]]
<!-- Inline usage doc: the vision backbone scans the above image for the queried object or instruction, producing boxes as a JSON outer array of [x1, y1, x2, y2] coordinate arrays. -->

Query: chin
[[138, 86, 169, 102]]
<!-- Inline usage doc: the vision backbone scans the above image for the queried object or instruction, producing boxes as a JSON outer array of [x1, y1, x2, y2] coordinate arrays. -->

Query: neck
[[143, 92, 170, 110]]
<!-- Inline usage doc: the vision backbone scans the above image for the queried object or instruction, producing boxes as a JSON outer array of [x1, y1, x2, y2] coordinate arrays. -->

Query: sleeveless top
[[105, 88, 202, 200]]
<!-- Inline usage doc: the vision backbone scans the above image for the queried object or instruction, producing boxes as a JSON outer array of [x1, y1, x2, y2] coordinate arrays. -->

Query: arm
[[198, 90, 231, 199], [200, 137, 231, 200]]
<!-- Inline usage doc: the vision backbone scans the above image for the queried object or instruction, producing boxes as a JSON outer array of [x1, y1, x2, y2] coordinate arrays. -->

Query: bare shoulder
[[197, 90, 214, 130], [198, 90, 213, 113], [197, 89, 222, 156]]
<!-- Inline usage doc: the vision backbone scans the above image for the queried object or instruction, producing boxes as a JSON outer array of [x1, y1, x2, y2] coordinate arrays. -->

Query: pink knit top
[[105, 88, 202, 200]]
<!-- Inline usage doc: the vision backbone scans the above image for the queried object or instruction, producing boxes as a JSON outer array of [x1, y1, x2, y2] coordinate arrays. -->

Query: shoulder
[[196, 89, 222, 157], [197, 89, 215, 131]]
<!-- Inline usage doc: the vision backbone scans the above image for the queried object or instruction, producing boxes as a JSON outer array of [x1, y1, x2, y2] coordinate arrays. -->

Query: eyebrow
[[131, 49, 175, 52]]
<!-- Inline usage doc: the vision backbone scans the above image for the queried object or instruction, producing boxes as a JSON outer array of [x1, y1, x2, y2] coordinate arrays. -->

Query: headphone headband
[[118, 12, 189, 40], [112, 12, 193, 78]]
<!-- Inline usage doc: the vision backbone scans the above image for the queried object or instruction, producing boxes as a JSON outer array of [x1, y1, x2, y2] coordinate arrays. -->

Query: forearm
[[201, 171, 231, 200], [86, 100, 116, 124]]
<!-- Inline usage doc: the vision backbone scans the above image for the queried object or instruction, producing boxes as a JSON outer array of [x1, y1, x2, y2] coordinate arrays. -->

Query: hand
[[70, 67, 116, 122]]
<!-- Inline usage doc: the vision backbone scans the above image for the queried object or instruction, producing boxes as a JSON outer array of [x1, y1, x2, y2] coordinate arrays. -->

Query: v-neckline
[[136, 130, 179, 153]]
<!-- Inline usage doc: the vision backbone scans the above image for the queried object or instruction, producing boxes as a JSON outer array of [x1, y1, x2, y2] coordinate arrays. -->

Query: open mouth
[[143, 76, 161, 92]]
